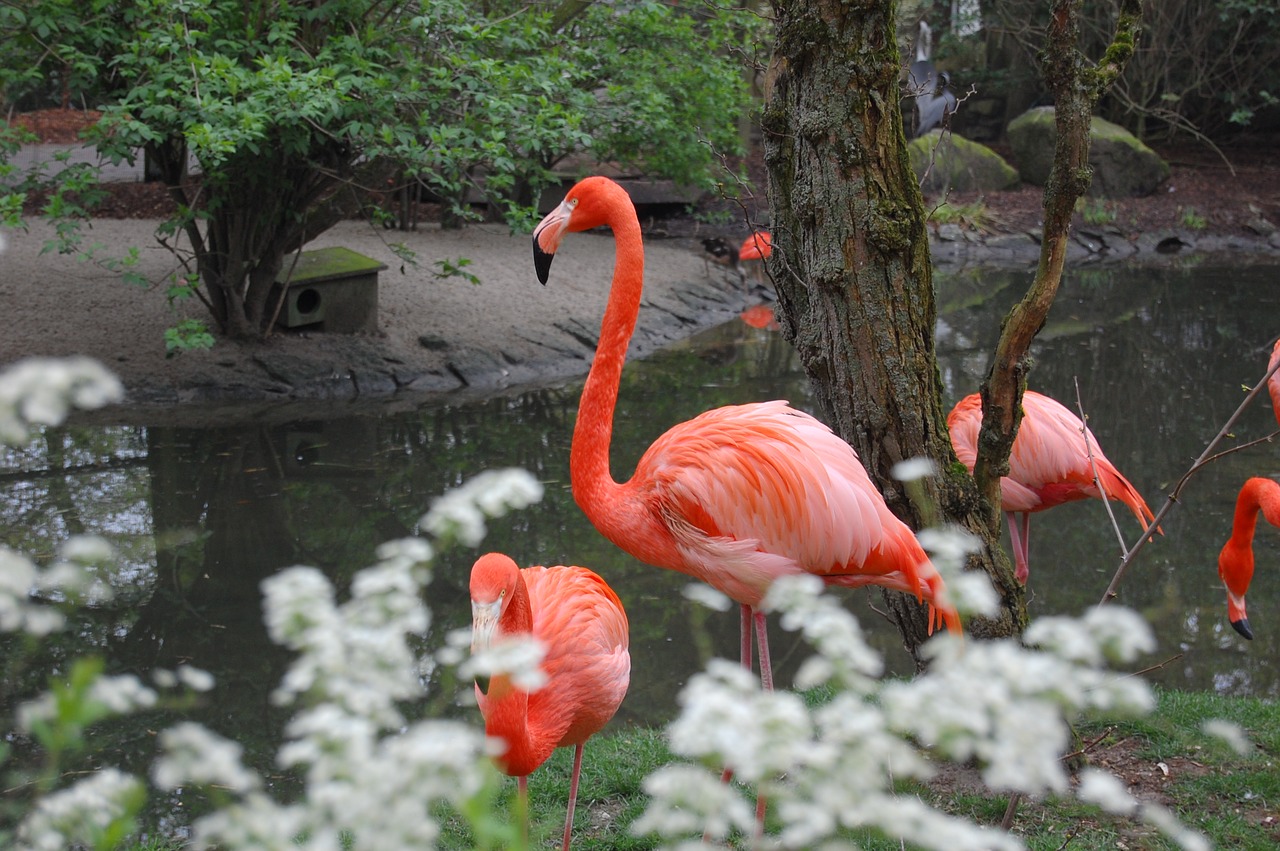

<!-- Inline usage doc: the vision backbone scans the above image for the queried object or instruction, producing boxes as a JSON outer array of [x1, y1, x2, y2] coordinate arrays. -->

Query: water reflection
[[3, 261, 1279, 808]]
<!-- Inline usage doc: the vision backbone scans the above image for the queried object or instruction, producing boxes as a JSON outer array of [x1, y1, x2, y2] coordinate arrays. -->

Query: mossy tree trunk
[[762, 0, 1024, 662], [762, 0, 1143, 660]]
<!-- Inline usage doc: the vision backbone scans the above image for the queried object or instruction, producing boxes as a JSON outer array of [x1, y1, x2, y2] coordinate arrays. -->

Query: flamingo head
[[1218, 542, 1255, 640], [470, 552, 520, 692], [532, 176, 630, 284]]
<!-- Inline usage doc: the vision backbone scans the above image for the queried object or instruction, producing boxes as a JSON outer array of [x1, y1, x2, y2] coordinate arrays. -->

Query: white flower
[[419, 468, 544, 546], [682, 582, 732, 611], [90, 674, 158, 714], [178, 665, 216, 692], [0, 357, 124, 445], [893, 457, 938, 482], [1077, 768, 1137, 815], [463, 634, 549, 692], [153, 722, 262, 794], [1202, 718, 1253, 756], [16, 768, 143, 851]]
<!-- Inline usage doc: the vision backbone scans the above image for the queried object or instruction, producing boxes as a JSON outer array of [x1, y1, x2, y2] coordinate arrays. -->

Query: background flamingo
[[1217, 477, 1280, 640], [469, 552, 630, 850], [738, 230, 772, 285], [1268, 339, 1280, 426], [532, 177, 960, 698], [947, 391, 1157, 584]]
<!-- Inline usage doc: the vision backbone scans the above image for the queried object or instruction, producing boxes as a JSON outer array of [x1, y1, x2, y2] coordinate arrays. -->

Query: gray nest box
[[274, 247, 386, 333]]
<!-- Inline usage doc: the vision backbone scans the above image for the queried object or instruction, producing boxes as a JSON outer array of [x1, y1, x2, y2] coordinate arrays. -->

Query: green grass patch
[[114, 687, 1279, 850]]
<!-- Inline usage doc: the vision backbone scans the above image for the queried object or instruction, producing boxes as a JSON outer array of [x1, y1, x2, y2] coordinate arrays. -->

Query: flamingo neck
[[1231, 477, 1280, 547], [570, 206, 645, 520], [483, 573, 545, 775]]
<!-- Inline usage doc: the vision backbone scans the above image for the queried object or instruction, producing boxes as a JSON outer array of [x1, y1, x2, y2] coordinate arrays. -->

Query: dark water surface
[[3, 261, 1279, 797]]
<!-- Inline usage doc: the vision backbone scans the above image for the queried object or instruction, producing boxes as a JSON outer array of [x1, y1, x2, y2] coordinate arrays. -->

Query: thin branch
[[1098, 353, 1280, 606]]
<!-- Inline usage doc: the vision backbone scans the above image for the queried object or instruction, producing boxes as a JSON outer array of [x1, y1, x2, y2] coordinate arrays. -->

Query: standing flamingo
[[469, 552, 630, 850], [947, 391, 1158, 584], [738, 231, 772, 285], [1217, 478, 1280, 640], [532, 176, 960, 697]]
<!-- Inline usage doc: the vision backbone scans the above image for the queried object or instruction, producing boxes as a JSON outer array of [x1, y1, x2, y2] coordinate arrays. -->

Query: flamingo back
[[628, 401, 945, 620], [949, 391, 1155, 526], [522, 565, 631, 749]]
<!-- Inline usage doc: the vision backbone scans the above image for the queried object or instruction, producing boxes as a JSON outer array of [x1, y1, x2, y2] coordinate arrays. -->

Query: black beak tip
[[1231, 618, 1254, 641], [475, 674, 491, 695], [533, 240, 552, 285]]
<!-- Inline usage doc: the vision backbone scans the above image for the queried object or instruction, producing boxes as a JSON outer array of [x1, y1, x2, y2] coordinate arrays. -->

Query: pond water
[[3, 260, 1279, 812]]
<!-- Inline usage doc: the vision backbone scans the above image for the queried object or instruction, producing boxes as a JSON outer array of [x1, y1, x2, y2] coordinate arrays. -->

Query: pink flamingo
[[470, 552, 630, 850], [532, 177, 960, 696], [1268, 339, 1280, 427], [1217, 478, 1280, 640], [947, 391, 1158, 584], [738, 231, 772, 285]]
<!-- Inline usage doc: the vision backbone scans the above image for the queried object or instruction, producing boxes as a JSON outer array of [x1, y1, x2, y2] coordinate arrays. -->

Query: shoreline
[[2, 213, 1278, 427]]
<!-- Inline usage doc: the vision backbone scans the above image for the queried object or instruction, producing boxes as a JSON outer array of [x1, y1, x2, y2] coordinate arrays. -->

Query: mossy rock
[[908, 130, 1020, 194], [1007, 106, 1170, 197]]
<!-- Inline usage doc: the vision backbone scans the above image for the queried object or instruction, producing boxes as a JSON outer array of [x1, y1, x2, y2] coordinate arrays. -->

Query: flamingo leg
[[561, 743, 584, 851], [751, 607, 771, 832], [517, 774, 530, 849], [713, 606, 771, 841], [1005, 510, 1032, 584], [753, 608, 773, 692]]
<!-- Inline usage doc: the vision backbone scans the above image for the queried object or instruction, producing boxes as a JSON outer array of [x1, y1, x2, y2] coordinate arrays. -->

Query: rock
[[1006, 106, 1169, 197], [908, 130, 1020, 194]]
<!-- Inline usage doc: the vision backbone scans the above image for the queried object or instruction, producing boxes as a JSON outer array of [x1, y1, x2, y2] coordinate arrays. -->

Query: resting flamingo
[[947, 391, 1158, 584], [1217, 478, 1280, 640], [469, 552, 630, 850], [531, 176, 960, 697]]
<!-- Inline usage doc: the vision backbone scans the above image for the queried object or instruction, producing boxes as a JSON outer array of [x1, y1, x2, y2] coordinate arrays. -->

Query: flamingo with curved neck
[[948, 390, 1158, 584], [1217, 477, 1280, 640], [532, 176, 960, 694], [470, 552, 630, 850]]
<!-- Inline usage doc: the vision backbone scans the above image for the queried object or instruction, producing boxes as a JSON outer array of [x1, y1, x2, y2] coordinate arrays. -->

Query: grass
[[115, 687, 1277, 849]]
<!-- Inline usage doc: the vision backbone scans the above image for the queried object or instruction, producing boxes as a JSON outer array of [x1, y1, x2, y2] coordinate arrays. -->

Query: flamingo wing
[[523, 566, 631, 748], [630, 400, 934, 609], [948, 392, 1154, 525]]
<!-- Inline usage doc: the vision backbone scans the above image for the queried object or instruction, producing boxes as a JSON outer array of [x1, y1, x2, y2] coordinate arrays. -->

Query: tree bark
[[763, 0, 1025, 662]]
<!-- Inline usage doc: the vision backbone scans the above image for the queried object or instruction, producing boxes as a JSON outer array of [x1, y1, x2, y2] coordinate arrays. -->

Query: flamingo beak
[[532, 199, 573, 284], [471, 599, 502, 693], [1227, 590, 1252, 640]]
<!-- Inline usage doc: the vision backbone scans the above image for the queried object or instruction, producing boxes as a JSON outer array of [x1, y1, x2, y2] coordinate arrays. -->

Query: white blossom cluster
[[0, 356, 124, 445], [262, 538, 435, 727], [16, 768, 144, 851], [0, 536, 116, 636], [418, 467, 544, 546], [151, 537, 499, 850], [636, 572, 1208, 850]]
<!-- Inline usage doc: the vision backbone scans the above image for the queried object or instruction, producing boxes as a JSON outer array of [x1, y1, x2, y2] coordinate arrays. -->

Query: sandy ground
[[0, 217, 760, 423]]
